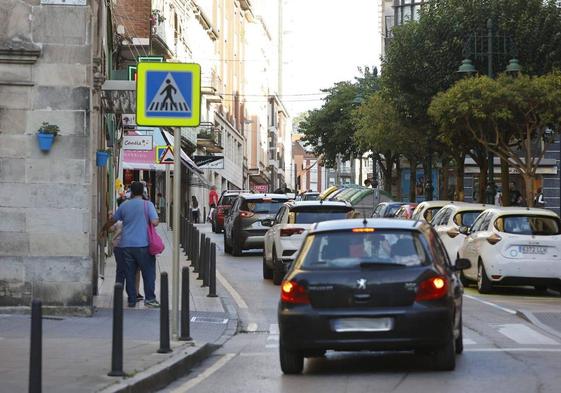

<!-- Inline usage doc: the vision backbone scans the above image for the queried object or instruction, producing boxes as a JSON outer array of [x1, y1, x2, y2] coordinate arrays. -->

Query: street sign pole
[[172, 127, 181, 338]]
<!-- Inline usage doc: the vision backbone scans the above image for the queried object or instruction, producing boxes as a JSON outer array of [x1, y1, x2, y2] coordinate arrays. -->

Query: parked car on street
[[431, 203, 488, 262], [371, 202, 406, 218], [412, 201, 455, 223], [297, 191, 320, 201], [211, 190, 251, 233], [394, 203, 419, 219], [277, 218, 470, 374], [263, 200, 354, 284], [457, 207, 561, 293], [223, 193, 289, 256]]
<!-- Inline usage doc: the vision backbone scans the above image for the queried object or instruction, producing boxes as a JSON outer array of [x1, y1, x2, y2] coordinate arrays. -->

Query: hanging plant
[[36, 122, 60, 152]]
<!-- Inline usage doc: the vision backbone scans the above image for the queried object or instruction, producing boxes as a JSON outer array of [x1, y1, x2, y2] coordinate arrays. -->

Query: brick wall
[[113, 0, 151, 39]]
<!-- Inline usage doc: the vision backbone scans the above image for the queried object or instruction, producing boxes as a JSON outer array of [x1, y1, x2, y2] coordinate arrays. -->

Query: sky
[[281, 0, 381, 118]]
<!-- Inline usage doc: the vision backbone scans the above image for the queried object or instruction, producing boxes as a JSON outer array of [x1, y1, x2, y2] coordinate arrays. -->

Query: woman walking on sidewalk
[[102, 181, 160, 308]]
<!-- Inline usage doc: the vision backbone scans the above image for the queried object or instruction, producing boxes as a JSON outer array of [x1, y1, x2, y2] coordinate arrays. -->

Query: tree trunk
[[409, 159, 417, 203], [455, 155, 465, 201], [522, 173, 535, 207], [382, 162, 392, 194], [441, 158, 449, 200], [500, 157, 510, 207], [477, 159, 488, 204], [395, 158, 402, 200]]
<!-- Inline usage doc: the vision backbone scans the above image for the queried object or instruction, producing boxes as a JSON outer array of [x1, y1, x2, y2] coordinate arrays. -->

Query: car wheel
[[263, 253, 273, 279], [477, 262, 493, 294], [433, 335, 456, 371], [272, 250, 284, 285], [223, 231, 232, 254], [455, 314, 464, 355], [279, 341, 304, 374], [231, 231, 242, 256], [460, 270, 471, 287], [534, 285, 548, 293]]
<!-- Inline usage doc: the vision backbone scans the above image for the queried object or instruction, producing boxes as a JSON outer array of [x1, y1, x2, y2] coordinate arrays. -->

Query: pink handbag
[[144, 202, 165, 255]]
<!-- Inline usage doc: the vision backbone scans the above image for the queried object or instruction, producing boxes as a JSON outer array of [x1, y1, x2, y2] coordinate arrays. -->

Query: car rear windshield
[[288, 207, 352, 224], [220, 195, 238, 205], [241, 199, 285, 214], [297, 229, 429, 270], [385, 205, 402, 217], [424, 207, 441, 222], [454, 210, 483, 227], [494, 215, 561, 236]]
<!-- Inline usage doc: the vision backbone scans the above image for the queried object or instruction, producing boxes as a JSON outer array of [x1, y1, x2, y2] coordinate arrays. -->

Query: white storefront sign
[[123, 135, 153, 151]]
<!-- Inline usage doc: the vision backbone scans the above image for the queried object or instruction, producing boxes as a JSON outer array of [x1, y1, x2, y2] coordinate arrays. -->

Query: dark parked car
[[371, 202, 406, 218], [224, 193, 290, 256], [277, 218, 470, 374], [211, 190, 250, 233]]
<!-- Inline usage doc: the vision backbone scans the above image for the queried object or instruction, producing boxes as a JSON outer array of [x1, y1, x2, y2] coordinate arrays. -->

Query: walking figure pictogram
[[147, 73, 191, 113]]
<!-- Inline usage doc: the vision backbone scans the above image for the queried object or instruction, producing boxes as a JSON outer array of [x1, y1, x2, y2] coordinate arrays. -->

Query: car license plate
[[331, 317, 393, 333], [519, 245, 547, 255]]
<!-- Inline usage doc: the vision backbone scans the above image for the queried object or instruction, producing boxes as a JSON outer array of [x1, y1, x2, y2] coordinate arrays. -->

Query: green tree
[[429, 73, 561, 206]]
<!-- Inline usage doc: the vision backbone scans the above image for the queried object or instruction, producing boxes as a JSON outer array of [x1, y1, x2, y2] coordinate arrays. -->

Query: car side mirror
[[262, 218, 273, 227], [454, 258, 471, 271], [458, 226, 470, 235]]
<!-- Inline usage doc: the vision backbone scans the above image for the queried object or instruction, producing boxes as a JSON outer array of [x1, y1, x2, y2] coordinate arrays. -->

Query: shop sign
[[123, 135, 153, 151]]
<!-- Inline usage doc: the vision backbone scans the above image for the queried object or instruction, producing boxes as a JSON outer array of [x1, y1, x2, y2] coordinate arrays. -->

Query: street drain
[[190, 316, 228, 324]]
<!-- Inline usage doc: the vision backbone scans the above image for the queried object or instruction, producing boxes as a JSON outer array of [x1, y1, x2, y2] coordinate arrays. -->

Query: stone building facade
[[0, 0, 105, 312]]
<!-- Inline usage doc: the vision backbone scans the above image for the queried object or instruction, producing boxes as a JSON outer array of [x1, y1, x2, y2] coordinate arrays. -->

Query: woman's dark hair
[[130, 181, 144, 196]]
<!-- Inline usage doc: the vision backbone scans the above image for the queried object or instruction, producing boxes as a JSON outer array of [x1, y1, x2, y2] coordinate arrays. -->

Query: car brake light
[[281, 280, 310, 304], [352, 228, 375, 233], [280, 228, 305, 237], [240, 210, 255, 218], [486, 233, 502, 245], [416, 276, 448, 301]]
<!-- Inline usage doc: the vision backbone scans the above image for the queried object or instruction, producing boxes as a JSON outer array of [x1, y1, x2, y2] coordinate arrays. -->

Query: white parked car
[[431, 203, 489, 261], [262, 200, 354, 285], [458, 207, 561, 293], [412, 200, 456, 223]]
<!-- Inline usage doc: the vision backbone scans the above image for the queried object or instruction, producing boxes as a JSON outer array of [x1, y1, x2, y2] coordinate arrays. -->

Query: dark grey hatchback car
[[277, 218, 471, 374], [223, 193, 289, 256]]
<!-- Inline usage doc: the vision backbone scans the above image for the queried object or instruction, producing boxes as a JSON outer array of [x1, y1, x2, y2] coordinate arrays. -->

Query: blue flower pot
[[96, 151, 110, 167], [37, 133, 55, 152]]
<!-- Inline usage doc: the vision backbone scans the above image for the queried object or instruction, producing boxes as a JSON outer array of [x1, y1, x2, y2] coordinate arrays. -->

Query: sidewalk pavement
[[0, 223, 237, 393]]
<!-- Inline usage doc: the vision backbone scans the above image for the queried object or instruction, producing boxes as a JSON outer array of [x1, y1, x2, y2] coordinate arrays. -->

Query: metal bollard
[[157, 272, 172, 353], [202, 237, 211, 287], [193, 229, 200, 272], [29, 299, 42, 392], [186, 221, 191, 257], [208, 243, 217, 297], [179, 267, 192, 341], [108, 283, 124, 377], [197, 234, 206, 280]]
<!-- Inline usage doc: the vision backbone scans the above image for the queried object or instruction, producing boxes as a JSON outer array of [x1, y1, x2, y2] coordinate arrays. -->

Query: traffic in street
[[159, 191, 561, 393]]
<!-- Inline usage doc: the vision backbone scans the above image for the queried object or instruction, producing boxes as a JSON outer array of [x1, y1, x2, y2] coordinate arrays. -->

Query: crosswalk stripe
[[495, 324, 558, 345], [269, 323, 279, 335], [463, 338, 477, 345]]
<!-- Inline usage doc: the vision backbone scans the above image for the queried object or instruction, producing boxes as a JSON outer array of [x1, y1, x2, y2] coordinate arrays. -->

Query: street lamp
[[457, 18, 522, 204]]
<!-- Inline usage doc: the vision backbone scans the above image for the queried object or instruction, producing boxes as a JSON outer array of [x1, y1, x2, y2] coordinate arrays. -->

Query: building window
[[394, 0, 425, 26]]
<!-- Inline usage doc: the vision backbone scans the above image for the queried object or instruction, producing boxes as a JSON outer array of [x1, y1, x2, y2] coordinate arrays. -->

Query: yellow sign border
[[136, 62, 201, 127]]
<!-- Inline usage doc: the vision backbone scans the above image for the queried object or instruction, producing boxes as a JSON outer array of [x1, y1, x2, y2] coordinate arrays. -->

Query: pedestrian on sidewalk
[[191, 195, 200, 223], [102, 181, 160, 308], [534, 187, 546, 208], [208, 185, 219, 222], [157, 192, 166, 222]]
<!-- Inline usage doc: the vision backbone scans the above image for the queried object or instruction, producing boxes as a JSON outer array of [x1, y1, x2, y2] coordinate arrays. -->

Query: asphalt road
[[160, 225, 561, 393]]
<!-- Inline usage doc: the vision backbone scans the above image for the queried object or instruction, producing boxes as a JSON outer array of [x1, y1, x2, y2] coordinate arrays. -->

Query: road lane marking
[[169, 353, 236, 393], [265, 344, 279, 349], [246, 322, 258, 332], [495, 324, 558, 345], [216, 271, 248, 309], [269, 323, 279, 334], [465, 348, 561, 352], [464, 294, 516, 315], [266, 323, 279, 349], [267, 335, 279, 341], [463, 338, 477, 345], [239, 352, 276, 357]]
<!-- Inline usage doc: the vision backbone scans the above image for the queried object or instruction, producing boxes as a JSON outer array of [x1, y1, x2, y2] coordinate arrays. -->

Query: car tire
[[272, 250, 284, 285], [279, 341, 304, 374], [433, 335, 456, 371], [224, 231, 232, 254], [477, 262, 493, 294], [263, 254, 273, 279], [534, 285, 548, 293], [455, 314, 464, 355], [460, 270, 471, 287], [231, 231, 242, 257]]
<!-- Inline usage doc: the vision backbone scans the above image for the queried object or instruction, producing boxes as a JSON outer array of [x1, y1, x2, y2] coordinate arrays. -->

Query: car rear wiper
[[359, 262, 408, 269]]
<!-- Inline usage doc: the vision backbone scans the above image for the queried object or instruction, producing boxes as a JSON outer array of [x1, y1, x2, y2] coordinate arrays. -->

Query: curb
[[98, 282, 239, 393], [515, 309, 561, 341]]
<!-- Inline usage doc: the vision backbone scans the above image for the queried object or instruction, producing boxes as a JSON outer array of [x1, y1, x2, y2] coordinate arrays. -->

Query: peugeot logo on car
[[357, 279, 367, 290]]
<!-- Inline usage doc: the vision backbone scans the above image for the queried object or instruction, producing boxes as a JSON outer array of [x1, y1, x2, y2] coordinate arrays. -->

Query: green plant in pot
[[36, 122, 60, 152]]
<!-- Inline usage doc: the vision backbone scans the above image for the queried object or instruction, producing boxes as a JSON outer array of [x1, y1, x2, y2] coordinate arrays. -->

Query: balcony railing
[[196, 122, 223, 153]]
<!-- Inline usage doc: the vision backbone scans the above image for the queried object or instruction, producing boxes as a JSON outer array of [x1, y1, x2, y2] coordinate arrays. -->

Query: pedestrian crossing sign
[[157, 145, 174, 164], [136, 62, 201, 127]]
